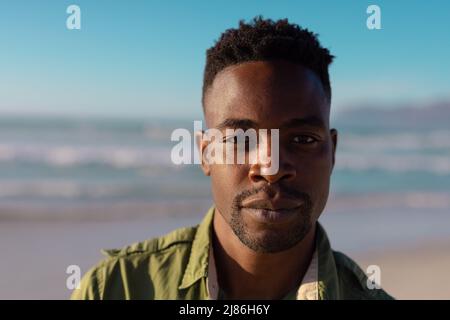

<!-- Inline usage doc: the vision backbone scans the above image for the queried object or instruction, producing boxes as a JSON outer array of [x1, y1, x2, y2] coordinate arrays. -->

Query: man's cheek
[[214, 164, 248, 183], [308, 144, 334, 176], [210, 168, 235, 198], [295, 160, 331, 196]]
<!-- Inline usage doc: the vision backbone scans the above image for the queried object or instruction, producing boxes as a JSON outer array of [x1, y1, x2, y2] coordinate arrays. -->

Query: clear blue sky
[[0, 0, 449, 119]]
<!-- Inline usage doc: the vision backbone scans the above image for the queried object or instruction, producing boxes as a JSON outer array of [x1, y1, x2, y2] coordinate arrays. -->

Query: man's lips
[[240, 197, 303, 211]]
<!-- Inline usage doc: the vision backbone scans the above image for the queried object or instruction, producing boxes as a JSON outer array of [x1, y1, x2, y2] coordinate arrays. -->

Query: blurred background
[[0, 0, 449, 299]]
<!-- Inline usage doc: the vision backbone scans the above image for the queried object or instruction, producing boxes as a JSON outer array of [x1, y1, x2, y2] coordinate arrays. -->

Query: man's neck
[[212, 209, 316, 300]]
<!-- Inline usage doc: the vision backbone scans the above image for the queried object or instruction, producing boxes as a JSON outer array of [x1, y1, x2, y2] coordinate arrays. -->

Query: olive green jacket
[[71, 207, 393, 300]]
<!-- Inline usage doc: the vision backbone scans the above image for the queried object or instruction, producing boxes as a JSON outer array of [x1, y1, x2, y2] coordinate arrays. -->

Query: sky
[[0, 0, 449, 119]]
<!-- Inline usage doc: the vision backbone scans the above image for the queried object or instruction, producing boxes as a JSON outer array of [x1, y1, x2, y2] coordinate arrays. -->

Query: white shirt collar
[[206, 244, 319, 300]]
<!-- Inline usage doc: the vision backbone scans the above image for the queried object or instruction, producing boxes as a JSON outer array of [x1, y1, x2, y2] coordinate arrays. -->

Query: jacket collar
[[179, 206, 341, 299], [178, 206, 214, 290], [316, 223, 341, 299]]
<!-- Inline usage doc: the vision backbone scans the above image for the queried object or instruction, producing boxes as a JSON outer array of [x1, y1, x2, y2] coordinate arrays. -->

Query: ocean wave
[[0, 143, 174, 168], [340, 130, 450, 151], [0, 181, 140, 199], [0, 130, 450, 174], [327, 191, 450, 210], [336, 153, 450, 175]]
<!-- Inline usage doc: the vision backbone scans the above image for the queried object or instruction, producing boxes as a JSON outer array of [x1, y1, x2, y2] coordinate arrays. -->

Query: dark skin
[[200, 60, 338, 299]]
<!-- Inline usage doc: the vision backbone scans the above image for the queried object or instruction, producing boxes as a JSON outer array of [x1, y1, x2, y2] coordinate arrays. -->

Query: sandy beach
[[1, 201, 449, 300], [355, 240, 450, 299]]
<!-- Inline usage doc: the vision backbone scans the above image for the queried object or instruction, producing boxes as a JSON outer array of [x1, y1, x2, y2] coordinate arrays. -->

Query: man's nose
[[248, 160, 296, 184]]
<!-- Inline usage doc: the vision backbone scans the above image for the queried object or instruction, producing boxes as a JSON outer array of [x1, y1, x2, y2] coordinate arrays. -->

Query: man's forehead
[[214, 60, 320, 85], [206, 96, 329, 130], [204, 60, 329, 128]]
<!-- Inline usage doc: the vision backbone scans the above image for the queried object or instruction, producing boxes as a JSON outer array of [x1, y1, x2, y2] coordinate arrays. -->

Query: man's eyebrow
[[281, 116, 327, 129], [215, 118, 258, 130], [214, 116, 326, 130]]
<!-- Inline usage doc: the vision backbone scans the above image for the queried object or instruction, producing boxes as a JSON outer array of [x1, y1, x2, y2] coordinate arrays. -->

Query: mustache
[[232, 184, 312, 210]]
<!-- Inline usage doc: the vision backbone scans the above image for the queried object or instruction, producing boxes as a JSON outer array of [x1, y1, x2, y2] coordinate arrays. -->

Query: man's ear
[[195, 130, 211, 176], [330, 128, 338, 173]]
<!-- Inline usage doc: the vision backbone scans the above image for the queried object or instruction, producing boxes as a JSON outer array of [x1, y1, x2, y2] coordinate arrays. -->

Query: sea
[[0, 113, 449, 251]]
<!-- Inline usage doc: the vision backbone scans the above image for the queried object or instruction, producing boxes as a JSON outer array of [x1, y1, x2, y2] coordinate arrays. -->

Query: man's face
[[202, 60, 337, 253]]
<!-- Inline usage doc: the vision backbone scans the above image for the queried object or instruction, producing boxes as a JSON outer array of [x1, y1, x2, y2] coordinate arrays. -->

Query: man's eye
[[223, 135, 249, 144], [223, 135, 238, 143], [292, 135, 317, 144], [223, 135, 255, 152]]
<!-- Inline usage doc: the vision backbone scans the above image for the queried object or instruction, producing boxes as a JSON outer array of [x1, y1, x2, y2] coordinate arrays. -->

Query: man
[[72, 17, 393, 300]]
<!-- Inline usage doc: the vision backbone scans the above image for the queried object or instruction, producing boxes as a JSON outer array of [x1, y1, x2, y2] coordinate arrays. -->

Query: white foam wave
[[0, 181, 140, 199], [0, 143, 174, 168], [341, 130, 450, 151], [337, 153, 450, 175]]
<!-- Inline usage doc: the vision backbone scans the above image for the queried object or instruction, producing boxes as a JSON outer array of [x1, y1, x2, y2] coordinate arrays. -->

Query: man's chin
[[234, 223, 312, 254]]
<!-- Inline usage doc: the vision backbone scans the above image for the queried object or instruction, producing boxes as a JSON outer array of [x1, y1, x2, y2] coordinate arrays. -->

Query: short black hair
[[202, 16, 334, 108]]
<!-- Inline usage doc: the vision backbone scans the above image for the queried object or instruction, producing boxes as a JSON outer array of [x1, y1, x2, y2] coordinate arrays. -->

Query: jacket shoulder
[[101, 224, 198, 259], [71, 224, 198, 300], [333, 250, 395, 300]]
